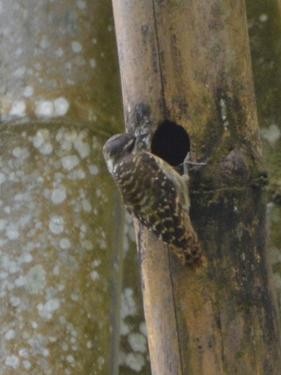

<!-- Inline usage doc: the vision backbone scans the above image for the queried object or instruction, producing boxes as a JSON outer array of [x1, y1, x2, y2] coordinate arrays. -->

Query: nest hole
[[151, 120, 190, 167]]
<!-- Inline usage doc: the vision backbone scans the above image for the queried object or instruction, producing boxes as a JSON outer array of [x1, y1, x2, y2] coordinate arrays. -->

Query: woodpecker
[[103, 133, 201, 265]]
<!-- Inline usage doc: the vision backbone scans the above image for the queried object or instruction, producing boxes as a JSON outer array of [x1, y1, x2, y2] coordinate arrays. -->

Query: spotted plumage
[[103, 133, 201, 265]]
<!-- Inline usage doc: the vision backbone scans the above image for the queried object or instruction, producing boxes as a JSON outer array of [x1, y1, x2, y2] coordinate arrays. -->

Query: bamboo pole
[[0, 1, 122, 373], [112, 0, 281, 373]]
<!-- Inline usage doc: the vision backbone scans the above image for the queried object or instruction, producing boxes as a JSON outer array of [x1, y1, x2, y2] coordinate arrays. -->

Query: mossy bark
[[246, 0, 281, 199], [246, 0, 281, 360]]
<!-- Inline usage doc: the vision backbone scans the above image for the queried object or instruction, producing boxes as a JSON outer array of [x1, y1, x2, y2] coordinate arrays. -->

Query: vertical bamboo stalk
[[0, 1, 122, 373], [112, 0, 281, 373]]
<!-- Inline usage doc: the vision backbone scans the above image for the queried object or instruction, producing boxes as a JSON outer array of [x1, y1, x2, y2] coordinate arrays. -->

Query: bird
[[103, 132, 202, 265]]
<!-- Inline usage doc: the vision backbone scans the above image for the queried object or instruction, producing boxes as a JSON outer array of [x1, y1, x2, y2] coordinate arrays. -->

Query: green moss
[[272, 262, 281, 275]]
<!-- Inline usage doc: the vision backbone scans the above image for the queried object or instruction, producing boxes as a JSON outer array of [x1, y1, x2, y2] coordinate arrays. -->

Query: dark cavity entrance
[[151, 120, 190, 167]]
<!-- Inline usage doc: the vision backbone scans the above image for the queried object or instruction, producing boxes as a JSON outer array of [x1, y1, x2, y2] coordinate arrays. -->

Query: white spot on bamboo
[[71, 41, 82, 53], [25, 265, 46, 294], [61, 155, 80, 171], [9, 101, 26, 117], [49, 216, 64, 234], [5, 355, 20, 369], [51, 187, 66, 204]]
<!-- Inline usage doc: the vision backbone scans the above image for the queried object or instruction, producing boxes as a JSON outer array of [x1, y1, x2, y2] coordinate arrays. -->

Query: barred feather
[[103, 133, 201, 265]]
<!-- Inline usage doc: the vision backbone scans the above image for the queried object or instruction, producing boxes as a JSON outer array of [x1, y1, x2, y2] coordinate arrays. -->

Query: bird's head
[[103, 133, 136, 175]]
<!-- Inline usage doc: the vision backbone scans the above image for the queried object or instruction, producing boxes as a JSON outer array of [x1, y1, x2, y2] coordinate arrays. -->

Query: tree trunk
[[0, 1, 123, 373], [112, 0, 281, 374]]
